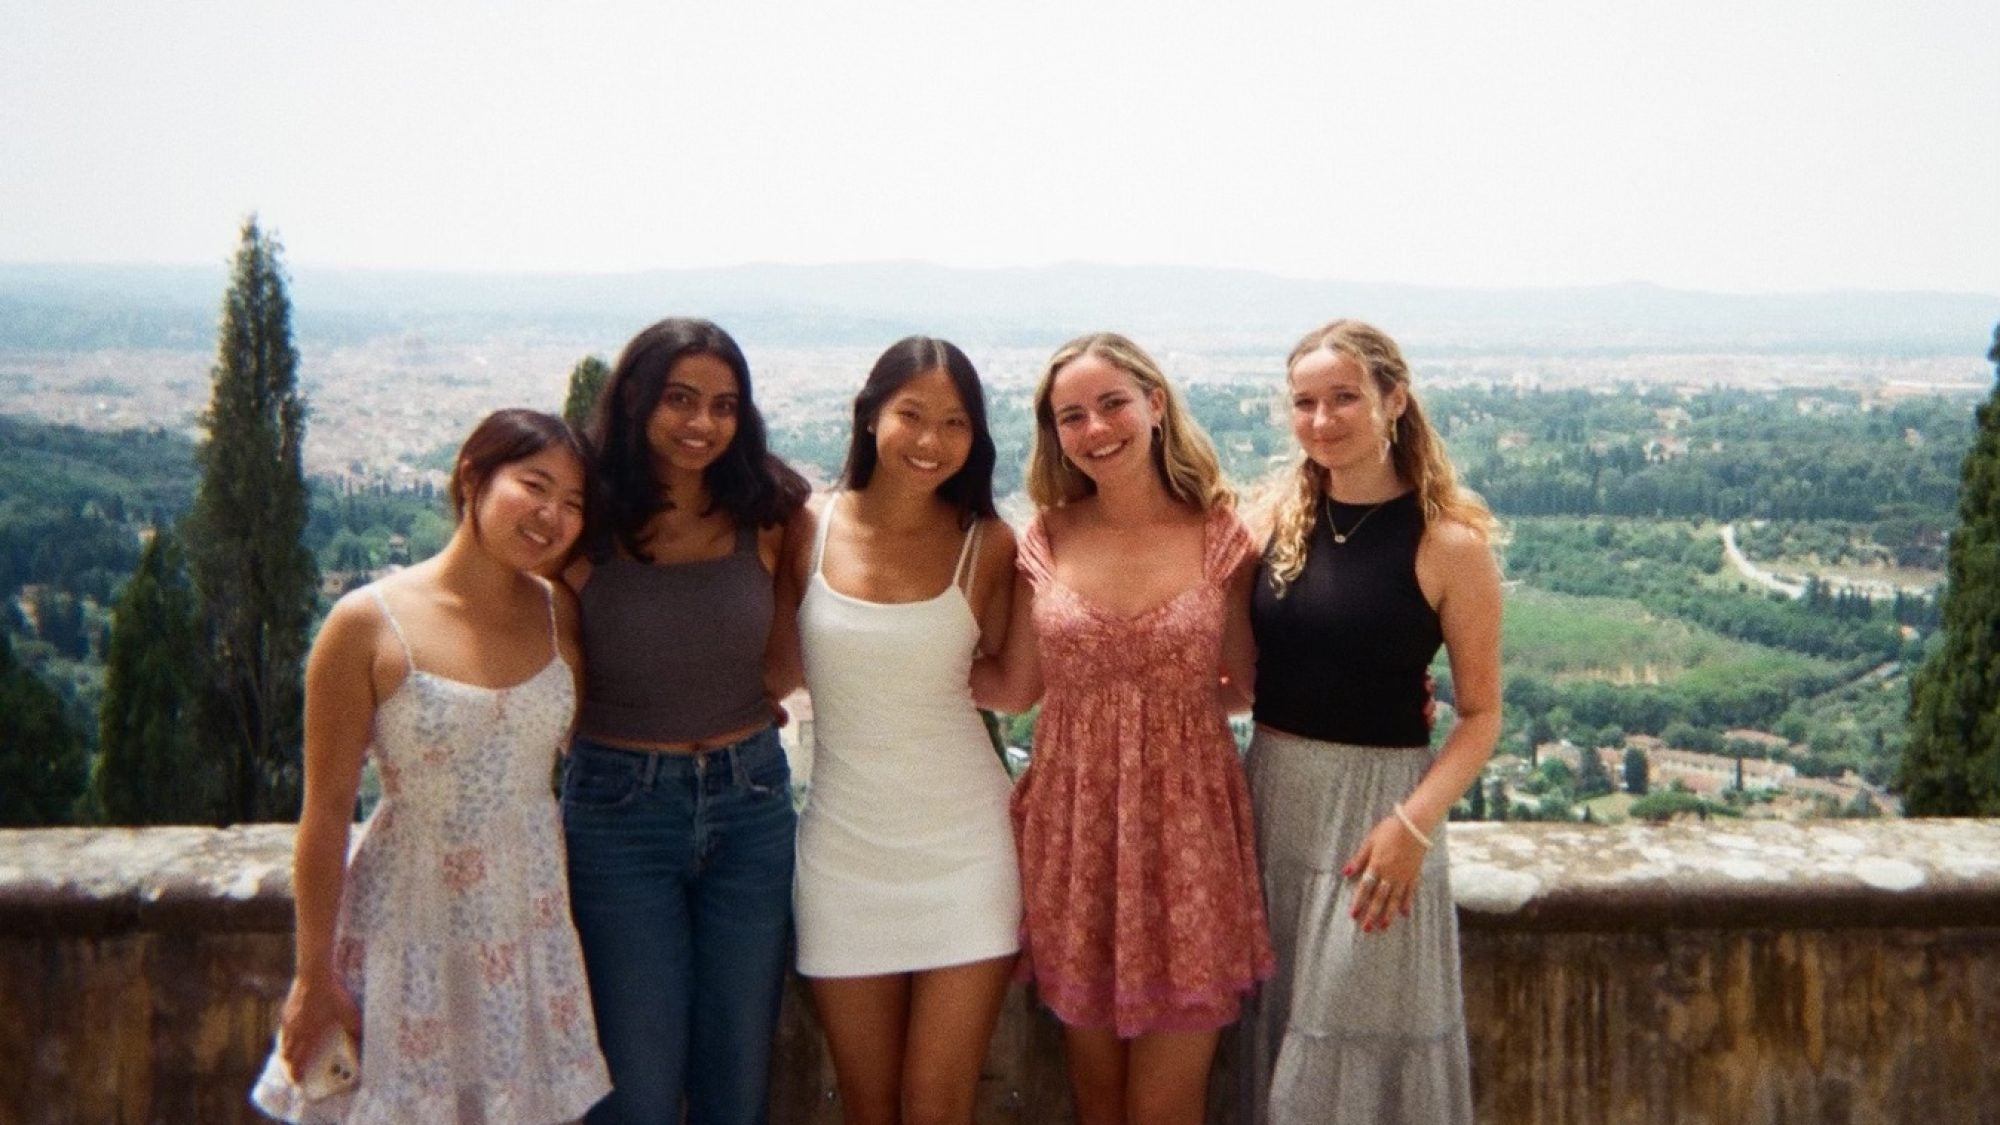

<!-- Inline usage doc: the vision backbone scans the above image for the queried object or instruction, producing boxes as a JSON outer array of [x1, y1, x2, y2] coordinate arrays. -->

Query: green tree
[[1622, 746, 1651, 795], [562, 355, 611, 431], [1902, 324, 2000, 815], [94, 529, 213, 823], [185, 217, 318, 823], [1487, 777, 1511, 822], [0, 630, 89, 825], [1575, 745, 1615, 799]]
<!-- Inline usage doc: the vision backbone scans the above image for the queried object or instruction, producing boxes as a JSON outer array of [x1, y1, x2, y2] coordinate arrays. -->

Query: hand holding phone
[[293, 1029, 359, 1101]]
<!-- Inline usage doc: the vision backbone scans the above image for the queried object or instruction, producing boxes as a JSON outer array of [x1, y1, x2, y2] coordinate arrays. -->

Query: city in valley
[[1, 336, 1985, 485]]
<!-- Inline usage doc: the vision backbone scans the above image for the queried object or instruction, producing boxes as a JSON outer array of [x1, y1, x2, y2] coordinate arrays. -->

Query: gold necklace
[[1323, 493, 1388, 545]]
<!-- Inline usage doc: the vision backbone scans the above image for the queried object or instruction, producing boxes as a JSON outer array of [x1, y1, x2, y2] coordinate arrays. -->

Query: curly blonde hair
[[1264, 319, 1497, 595], [1024, 332, 1233, 511]]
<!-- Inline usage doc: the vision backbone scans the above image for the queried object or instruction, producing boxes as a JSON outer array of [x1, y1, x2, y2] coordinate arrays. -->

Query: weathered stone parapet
[[1447, 819, 2000, 931], [4, 821, 1997, 1123]]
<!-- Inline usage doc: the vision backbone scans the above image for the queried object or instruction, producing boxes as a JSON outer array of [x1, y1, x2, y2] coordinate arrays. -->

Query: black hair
[[586, 318, 808, 560], [839, 336, 997, 526], [449, 408, 599, 563]]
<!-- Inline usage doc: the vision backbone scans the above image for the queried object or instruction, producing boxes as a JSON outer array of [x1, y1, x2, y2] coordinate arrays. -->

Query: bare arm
[[1217, 555, 1258, 714], [277, 593, 380, 1073], [1347, 521, 1504, 933], [968, 518, 1018, 658], [971, 566, 1043, 713], [762, 503, 816, 703]]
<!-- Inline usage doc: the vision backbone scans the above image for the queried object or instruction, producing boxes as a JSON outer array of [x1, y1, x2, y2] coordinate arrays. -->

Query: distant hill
[[0, 261, 1993, 355]]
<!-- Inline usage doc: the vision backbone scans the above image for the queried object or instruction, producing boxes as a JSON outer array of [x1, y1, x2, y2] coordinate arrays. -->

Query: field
[[1499, 586, 1840, 687]]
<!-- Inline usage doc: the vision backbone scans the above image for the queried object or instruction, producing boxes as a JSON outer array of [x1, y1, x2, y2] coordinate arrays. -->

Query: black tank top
[[575, 524, 774, 743], [1250, 491, 1442, 747]]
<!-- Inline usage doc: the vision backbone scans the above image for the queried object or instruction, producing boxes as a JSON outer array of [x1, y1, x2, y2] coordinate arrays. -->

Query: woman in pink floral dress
[[975, 333, 1273, 1125]]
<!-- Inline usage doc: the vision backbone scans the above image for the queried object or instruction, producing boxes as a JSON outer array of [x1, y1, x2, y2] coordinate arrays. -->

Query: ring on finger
[[1359, 871, 1380, 886]]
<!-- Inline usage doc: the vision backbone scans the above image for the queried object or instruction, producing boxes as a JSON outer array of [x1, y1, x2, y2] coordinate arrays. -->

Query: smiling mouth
[[1084, 439, 1128, 460], [905, 455, 943, 472], [674, 437, 713, 453], [518, 525, 553, 548]]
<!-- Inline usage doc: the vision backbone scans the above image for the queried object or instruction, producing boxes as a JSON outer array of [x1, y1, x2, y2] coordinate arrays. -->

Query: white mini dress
[[793, 499, 1022, 977]]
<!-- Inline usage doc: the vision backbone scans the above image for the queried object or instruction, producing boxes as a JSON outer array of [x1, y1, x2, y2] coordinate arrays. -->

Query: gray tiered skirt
[[1237, 728, 1473, 1125]]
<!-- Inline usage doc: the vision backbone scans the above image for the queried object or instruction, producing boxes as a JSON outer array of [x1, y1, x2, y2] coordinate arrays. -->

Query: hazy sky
[[5, 0, 1996, 293]]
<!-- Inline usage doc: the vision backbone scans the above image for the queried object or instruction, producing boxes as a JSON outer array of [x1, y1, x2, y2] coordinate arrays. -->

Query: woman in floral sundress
[[252, 409, 611, 1124], [975, 332, 1273, 1125]]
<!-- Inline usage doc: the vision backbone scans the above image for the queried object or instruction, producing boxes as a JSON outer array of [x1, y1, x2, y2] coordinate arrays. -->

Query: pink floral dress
[[1011, 505, 1275, 1036], [252, 584, 611, 1124]]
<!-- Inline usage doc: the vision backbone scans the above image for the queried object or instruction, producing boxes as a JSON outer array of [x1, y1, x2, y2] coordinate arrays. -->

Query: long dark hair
[[586, 318, 808, 560], [448, 408, 598, 563], [839, 336, 997, 526]]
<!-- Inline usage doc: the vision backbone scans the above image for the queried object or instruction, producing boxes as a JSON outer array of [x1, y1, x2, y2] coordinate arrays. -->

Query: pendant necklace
[[1323, 493, 1388, 545]]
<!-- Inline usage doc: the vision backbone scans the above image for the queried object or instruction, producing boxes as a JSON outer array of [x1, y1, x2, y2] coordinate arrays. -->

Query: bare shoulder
[[313, 585, 391, 663], [1423, 517, 1495, 563], [975, 514, 1019, 559], [1418, 517, 1502, 610], [781, 497, 818, 543]]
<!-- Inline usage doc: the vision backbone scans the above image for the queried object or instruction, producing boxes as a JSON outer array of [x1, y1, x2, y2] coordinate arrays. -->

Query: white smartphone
[[293, 1030, 360, 1101]]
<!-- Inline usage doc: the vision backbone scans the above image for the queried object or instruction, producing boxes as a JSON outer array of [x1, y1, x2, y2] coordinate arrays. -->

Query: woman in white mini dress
[[786, 336, 1021, 1125]]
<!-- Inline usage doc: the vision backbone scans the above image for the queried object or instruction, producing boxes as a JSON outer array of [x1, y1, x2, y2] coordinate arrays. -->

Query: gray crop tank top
[[575, 523, 774, 743]]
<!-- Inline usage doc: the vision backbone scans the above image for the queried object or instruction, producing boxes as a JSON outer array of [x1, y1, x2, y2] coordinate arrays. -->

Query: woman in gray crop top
[[1237, 320, 1503, 1125], [558, 318, 813, 1125]]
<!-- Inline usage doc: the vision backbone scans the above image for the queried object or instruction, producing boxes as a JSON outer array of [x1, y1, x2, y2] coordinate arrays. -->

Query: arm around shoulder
[[762, 502, 817, 702], [970, 519, 1043, 713], [1217, 555, 1258, 714]]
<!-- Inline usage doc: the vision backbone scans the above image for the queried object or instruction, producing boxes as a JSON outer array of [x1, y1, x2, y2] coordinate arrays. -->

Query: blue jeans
[[561, 728, 796, 1125]]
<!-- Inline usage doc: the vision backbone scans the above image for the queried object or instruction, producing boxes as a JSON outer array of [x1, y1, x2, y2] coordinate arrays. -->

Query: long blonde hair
[[1264, 319, 1497, 595], [1024, 332, 1233, 511]]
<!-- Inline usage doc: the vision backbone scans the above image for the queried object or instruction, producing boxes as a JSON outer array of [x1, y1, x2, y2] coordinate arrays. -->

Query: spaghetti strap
[[369, 586, 417, 674], [952, 519, 980, 595], [810, 491, 839, 576], [1016, 514, 1055, 588], [538, 577, 559, 659], [1202, 506, 1254, 583]]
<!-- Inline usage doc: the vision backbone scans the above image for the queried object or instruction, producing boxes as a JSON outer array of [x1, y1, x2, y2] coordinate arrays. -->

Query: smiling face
[[871, 366, 974, 489], [1046, 352, 1167, 487], [646, 352, 741, 479], [1288, 346, 1406, 475], [465, 444, 587, 572]]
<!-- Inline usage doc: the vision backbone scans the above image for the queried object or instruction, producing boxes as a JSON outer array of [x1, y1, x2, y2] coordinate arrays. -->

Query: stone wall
[[4, 820, 1996, 1124]]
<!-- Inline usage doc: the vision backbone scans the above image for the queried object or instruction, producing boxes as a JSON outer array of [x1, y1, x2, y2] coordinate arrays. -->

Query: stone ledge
[[5, 820, 1998, 936], [1448, 819, 2000, 932]]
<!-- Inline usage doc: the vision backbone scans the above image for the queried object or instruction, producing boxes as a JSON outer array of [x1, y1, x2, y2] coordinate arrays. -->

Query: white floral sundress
[[252, 582, 611, 1124]]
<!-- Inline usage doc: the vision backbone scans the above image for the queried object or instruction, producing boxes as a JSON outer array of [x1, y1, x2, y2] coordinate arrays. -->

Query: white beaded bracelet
[[1393, 803, 1434, 850]]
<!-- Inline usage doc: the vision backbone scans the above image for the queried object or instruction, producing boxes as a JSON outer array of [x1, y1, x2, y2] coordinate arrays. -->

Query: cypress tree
[[561, 355, 611, 432], [1623, 746, 1651, 796], [185, 217, 318, 823], [0, 629, 89, 826], [1901, 323, 2000, 814], [1575, 744, 1615, 799], [95, 528, 212, 823]]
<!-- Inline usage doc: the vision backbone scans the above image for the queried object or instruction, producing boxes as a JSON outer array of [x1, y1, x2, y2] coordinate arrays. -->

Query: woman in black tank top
[[1237, 320, 1503, 1125], [558, 318, 814, 1125]]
